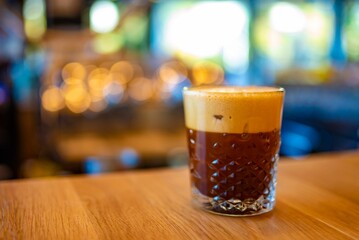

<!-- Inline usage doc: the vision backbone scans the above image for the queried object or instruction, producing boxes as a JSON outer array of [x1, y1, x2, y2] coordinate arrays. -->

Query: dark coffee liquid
[[187, 128, 280, 201]]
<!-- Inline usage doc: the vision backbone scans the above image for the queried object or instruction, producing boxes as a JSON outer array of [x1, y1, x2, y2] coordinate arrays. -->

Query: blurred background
[[0, 0, 358, 179]]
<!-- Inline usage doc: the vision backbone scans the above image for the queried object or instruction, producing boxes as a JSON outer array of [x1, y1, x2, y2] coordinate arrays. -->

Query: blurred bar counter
[[58, 129, 187, 172], [2, 0, 359, 179]]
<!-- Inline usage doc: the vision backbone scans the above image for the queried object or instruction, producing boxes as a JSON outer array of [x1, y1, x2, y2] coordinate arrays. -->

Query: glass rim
[[183, 85, 285, 95]]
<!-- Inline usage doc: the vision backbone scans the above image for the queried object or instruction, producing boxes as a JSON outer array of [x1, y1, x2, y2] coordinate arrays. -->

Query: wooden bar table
[[0, 151, 359, 239]]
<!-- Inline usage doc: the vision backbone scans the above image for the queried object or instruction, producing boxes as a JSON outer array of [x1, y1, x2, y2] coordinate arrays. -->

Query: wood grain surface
[[0, 151, 359, 239]]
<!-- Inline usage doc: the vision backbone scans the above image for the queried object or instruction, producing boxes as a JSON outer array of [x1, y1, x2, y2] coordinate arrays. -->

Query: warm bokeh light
[[128, 77, 154, 102], [192, 61, 224, 85], [158, 61, 187, 85], [110, 61, 135, 84], [157, 61, 191, 103], [88, 68, 111, 101], [41, 86, 64, 112], [23, 0, 46, 41], [90, 0, 120, 33], [63, 77, 83, 85], [62, 62, 86, 82], [89, 67, 109, 80], [104, 81, 124, 105], [62, 84, 91, 113]]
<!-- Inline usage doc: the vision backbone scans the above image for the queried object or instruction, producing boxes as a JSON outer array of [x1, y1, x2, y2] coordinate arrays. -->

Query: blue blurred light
[[118, 148, 139, 168], [10, 60, 32, 105], [84, 157, 103, 174], [282, 132, 312, 152], [281, 121, 320, 157]]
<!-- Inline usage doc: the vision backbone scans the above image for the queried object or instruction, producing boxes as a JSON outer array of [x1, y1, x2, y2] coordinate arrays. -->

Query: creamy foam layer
[[183, 86, 284, 133]]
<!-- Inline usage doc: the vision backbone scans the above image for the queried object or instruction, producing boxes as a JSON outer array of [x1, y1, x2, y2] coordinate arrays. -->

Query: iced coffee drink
[[183, 86, 284, 216]]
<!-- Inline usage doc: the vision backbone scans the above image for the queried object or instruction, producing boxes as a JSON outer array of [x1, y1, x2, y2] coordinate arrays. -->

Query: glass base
[[192, 187, 275, 217]]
